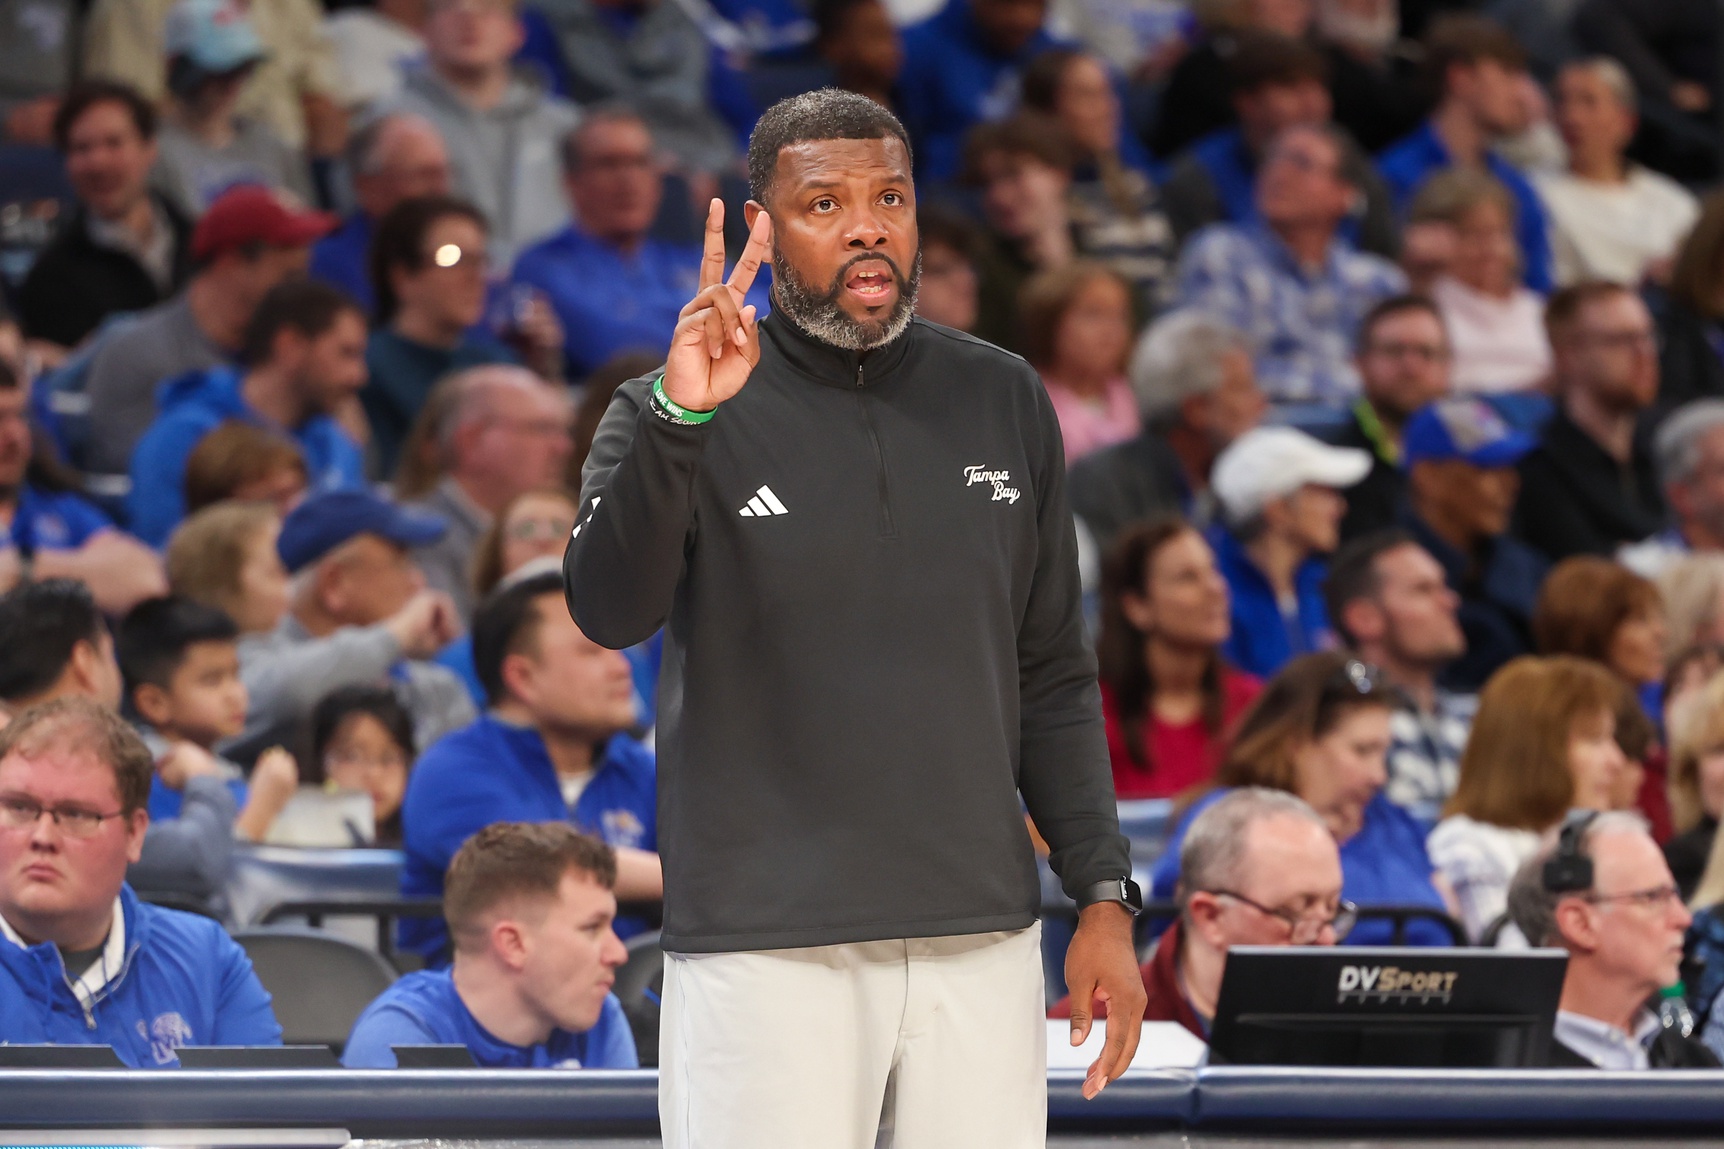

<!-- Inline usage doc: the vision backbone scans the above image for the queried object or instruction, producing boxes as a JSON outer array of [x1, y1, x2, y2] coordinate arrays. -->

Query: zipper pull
[[856, 365, 864, 388]]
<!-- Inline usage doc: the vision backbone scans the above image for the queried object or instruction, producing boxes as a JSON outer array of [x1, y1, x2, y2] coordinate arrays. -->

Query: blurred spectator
[[1326, 530, 1472, 825], [1533, 558, 1668, 700], [1407, 169, 1549, 394], [1625, 401, 1724, 576], [406, 366, 573, 620], [1377, 16, 1553, 292], [116, 596, 298, 843], [81, 185, 336, 481], [182, 422, 308, 519], [814, 0, 903, 110], [128, 280, 368, 548], [309, 114, 452, 313], [912, 207, 982, 333], [1312, 0, 1424, 152], [1430, 655, 1626, 941], [569, 352, 659, 479], [1329, 296, 1451, 541], [1096, 521, 1261, 799], [1019, 262, 1139, 464], [513, 110, 757, 380], [151, 0, 315, 220], [0, 361, 168, 617], [1572, 0, 1719, 122], [231, 489, 474, 764], [1175, 124, 1406, 406], [1148, 0, 1315, 158], [1658, 555, 1724, 662], [1534, 59, 1699, 289], [17, 82, 193, 352], [1666, 670, 1724, 898], [1661, 195, 1724, 411], [326, 0, 429, 112], [898, 0, 1061, 180], [1050, 788, 1343, 1034], [83, 0, 346, 157], [392, 369, 472, 501], [1021, 50, 1175, 309], [365, 196, 519, 478], [1507, 812, 1717, 1067], [165, 502, 290, 636], [1159, 34, 1399, 259], [1153, 651, 1455, 946], [400, 571, 660, 962], [533, 0, 734, 178], [299, 684, 417, 847], [1069, 311, 1265, 550], [0, 581, 237, 910], [1400, 396, 1547, 691], [345, 822, 635, 1068], [387, 0, 581, 267], [1209, 425, 1370, 677], [0, 0, 79, 146], [1515, 282, 1662, 563], [963, 114, 1078, 352], [0, 697, 282, 1065]]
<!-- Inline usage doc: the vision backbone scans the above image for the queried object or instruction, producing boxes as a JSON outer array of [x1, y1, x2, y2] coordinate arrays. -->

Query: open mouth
[[845, 264, 896, 303]]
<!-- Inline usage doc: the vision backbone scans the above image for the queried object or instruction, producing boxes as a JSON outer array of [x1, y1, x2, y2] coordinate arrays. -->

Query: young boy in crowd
[[116, 595, 298, 842]]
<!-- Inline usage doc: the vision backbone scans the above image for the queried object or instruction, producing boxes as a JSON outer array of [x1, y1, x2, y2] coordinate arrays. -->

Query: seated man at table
[[343, 821, 636, 1069], [1507, 811, 1718, 1068], [1051, 787, 1344, 1038], [0, 697, 281, 1065]]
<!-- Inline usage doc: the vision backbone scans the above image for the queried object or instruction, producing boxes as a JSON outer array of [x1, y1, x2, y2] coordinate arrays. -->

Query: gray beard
[[770, 246, 920, 352]]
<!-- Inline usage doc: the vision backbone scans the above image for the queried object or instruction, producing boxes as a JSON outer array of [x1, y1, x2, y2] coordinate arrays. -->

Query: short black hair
[[813, 0, 882, 43], [1228, 31, 1330, 94], [746, 88, 913, 205], [306, 683, 416, 785], [115, 595, 239, 698], [1323, 528, 1419, 647], [369, 194, 488, 325], [239, 279, 364, 368], [0, 580, 107, 704], [53, 80, 157, 152], [917, 203, 981, 262], [471, 572, 567, 707], [1356, 293, 1445, 354]]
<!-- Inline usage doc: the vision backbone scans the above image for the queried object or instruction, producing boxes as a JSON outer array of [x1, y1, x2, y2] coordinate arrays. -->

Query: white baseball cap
[[1211, 426, 1372, 522]]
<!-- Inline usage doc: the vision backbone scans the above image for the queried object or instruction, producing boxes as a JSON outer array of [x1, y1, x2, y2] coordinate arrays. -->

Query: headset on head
[[1543, 810, 1600, 894]]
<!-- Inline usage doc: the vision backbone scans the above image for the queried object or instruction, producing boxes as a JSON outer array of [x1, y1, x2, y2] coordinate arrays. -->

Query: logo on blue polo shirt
[[600, 808, 646, 849]]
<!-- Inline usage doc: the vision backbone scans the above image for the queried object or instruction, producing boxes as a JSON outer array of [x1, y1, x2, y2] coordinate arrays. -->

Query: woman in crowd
[[163, 501, 290, 637], [1660, 193, 1724, 408], [298, 684, 417, 847], [1408, 169, 1550, 394], [1661, 554, 1724, 657], [1428, 656, 1628, 942], [1020, 262, 1141, 465], [182, 422, 308, 520], [1668, 671, 1724, 897], [1098, 520, 1261, 799], [1152, 651, 1455, 946]]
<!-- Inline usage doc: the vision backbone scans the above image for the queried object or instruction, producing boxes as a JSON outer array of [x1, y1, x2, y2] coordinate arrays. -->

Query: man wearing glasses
[[1054, 788, 1348, 1039], [1506, 811, 1718, 1068], [0, 697, 280, 1065]]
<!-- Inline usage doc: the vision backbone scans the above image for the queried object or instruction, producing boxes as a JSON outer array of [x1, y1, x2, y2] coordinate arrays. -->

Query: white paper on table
[[1045, 1019, 1207, 1070]]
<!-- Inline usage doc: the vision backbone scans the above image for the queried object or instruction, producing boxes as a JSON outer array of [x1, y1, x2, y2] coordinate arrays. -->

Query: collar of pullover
[[760, 309, 915, 390]]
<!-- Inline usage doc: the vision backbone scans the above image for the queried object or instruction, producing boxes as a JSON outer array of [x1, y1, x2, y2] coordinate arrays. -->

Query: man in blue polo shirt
[[1376, 16, 1553, 293], [344, 821, 635, 1069], [400, 570, 659, 962]]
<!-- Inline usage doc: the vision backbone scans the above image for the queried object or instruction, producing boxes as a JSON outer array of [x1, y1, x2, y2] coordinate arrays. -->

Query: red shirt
[[1101, 670, 1262, 800], [1048, 919, 1207, 1040]]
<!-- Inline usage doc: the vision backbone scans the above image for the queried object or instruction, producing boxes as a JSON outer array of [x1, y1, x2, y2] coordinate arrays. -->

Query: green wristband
[[651, 376, 716, 425]]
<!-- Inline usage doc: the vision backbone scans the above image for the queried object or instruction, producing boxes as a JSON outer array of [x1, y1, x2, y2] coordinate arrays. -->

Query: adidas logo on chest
[[738, 485, 789, 517]]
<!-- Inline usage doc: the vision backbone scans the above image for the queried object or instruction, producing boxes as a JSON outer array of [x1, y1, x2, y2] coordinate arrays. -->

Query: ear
[[315, 559, 348, 617], [490, 918, 529, 971], [498, 649, 537, 709], [1184, 892, 1227, 948], [124, 808, 149, 866], [1119, 586, 1156, 633], [1178, 391, 1211, 430], [133, 682, 175, 729], [744, 200, 765, 230], [1552, 897, 1599, 954], [68, 640, 104, 698], [1340, 597, 1385, 647]]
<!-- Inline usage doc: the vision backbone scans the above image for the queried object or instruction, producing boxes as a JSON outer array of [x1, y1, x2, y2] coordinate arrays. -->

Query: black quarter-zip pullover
[[565, 313, 1129, 953]]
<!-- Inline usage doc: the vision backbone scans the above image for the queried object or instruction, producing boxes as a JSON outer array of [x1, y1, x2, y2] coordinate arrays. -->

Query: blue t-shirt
[[1, 484, 112, 553], [363, 330, 517, 479], [400, 716, 658, 960], [1152, 788, 1452, 947], [341, 968, 637, 1069]]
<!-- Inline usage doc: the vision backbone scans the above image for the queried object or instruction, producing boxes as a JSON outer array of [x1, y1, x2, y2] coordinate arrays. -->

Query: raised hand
[[661, 199, 772, 414]]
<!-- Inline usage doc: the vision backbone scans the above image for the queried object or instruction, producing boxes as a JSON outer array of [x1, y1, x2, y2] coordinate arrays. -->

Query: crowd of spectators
[[2, 0, 1724, 1076]]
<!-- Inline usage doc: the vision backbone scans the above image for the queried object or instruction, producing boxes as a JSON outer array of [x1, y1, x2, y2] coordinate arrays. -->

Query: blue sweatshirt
[[400, 716, 658, 960], [341, 967, 637, 1069], [0, 885, 282, 1066], [1211, 524, 1334, 679], [126, 366, 366, 546]]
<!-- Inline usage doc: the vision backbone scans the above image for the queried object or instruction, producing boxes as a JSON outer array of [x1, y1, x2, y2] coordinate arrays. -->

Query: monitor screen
[[1209, 946, 1569, 1068]]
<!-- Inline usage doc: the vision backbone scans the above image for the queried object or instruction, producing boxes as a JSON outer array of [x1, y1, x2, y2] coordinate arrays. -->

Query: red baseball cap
[[191, 185, 338, 261]]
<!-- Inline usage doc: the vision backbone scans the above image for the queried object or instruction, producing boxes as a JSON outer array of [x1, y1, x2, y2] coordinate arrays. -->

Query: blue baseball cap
[[164, 0, 266, 78], [277, 490, 447, 573], [1402, 397, 1537, 469]]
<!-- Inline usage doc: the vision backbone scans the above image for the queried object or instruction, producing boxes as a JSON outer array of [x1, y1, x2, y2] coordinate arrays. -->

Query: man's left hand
[[1064, 901, 1147, 1099]]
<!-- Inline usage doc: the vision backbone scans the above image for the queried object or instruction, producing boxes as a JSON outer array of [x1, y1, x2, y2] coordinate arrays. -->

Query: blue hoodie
[[0, 885, 282, 1066], [127, 366, 366, 547], [1211, 523, 1334, 679]]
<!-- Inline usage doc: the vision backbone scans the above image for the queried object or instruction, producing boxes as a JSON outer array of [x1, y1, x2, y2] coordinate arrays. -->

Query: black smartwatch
[[1076, 877, 1144, 917]]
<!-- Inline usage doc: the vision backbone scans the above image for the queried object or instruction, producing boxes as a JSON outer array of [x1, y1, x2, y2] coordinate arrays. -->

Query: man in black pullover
[[565, 90, 1144, 1147]]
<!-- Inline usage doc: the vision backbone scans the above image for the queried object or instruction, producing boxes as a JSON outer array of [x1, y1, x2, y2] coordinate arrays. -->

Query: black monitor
[[392, 1044, 478, 1068], [1210, 946, 1568, 1068], [176, 1045, 340, 1069], [0, 1044, 123, 1069]]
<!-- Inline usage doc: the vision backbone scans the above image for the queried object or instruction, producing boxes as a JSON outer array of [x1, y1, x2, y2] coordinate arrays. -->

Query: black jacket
[[1325, 404, 1404, 543], [1068, 428, 1194, 555], [1657, 298, 1724, 414], [17, 196, 192, 348], [1514, 409, 1664, 564], [565, 314, 1130, 953]]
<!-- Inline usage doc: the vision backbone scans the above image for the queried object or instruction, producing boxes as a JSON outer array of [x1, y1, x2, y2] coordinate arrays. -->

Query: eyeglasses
[[507, 516, 576, 543], [0, 796, 126, 839], [1577, 329, 1656, 353], [427, 243, 483, 270], [1582, 883, 1683, 910], [1365, 340, 1448, 364], [1206, 890, 1358, 943]]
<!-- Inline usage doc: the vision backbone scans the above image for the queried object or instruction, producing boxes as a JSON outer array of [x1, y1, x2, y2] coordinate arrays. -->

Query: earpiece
[[1542, 810, 1599, 893]]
